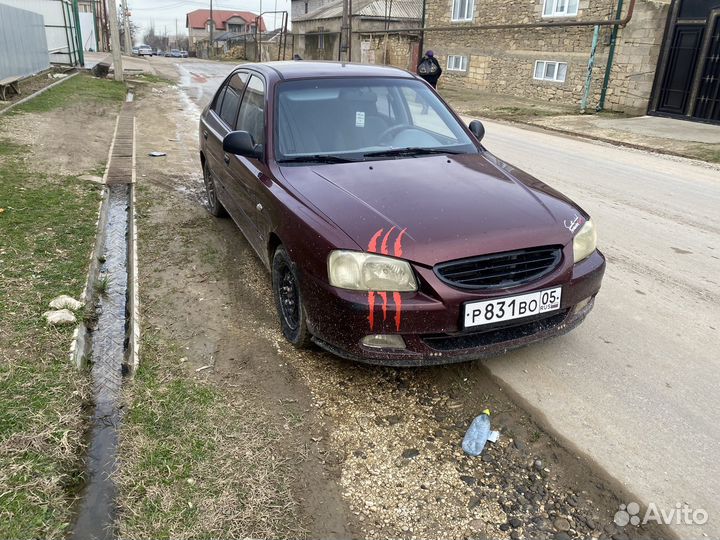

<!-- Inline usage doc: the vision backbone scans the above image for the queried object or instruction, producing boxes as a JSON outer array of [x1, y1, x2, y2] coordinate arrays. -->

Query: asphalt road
[[152, 56, 719, 537], [477, 121, 720, 538]]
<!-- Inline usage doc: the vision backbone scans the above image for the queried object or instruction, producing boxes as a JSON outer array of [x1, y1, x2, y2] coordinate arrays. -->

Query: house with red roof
[[186, 9, 267, 53]]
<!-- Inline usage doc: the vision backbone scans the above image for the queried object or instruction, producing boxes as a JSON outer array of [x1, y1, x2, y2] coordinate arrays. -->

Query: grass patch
[[12, 74, 126, 114], [116, 329, 306, 539], [0, 139, 101, 538]]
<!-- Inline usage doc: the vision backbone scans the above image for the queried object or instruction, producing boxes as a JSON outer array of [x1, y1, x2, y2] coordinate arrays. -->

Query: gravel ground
[[120, 78, 674, 540]]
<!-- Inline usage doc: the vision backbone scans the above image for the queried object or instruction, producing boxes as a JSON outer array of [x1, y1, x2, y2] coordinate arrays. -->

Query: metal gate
[[650, 0, 720, 123]]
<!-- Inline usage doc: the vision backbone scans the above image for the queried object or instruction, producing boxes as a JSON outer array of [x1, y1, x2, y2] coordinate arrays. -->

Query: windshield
[[274, 77, 478, 162]]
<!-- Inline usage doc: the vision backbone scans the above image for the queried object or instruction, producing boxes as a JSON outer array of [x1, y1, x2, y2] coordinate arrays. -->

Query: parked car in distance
[[164, 51, 173, 57], [137, 45, 153, 56], [170, 49, 182, 58], [199, 62, 605, 366], [132, 47, 139, 56], [180, 50, 189, 58]]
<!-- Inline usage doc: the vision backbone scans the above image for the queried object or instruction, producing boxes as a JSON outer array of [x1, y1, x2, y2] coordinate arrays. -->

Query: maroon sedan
[[199, 61, 605, 366]]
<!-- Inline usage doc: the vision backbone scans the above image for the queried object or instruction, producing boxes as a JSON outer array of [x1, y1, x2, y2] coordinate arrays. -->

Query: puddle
[[72, 185, 131, 540]]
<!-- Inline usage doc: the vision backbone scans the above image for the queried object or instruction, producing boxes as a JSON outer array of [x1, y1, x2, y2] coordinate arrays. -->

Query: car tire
[[272, 246, 312, 348], [203, 160, 227, 217]]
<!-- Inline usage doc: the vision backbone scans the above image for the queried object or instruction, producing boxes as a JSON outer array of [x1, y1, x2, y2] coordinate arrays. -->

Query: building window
[[304, 2, 308, 12], [318, 32, 325, 50], [451, 0, 474, 21], [447, 55, 468, 71], [533, 60, 568, 82], [542, 0, 578, 17]]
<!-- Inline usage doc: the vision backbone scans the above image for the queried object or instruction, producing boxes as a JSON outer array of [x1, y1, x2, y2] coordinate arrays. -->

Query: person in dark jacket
[[417, 50, 442, 89]]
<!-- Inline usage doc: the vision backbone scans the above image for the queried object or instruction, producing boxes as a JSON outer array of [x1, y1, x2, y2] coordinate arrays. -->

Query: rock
[[554, 533, 571, 540], [468, 496, 481, 509], [78, 174, 104, 184], [482, 453, 494, 463], [460, 475, 476, 486], [553, 517, 571, 532], [49, 295, 83, 311], [509, 517, 522, 528], [513, 438, 526, 450], [401, 448, 420, 459], [92, 62, 110, 78], [611, 533, 629, 540], [352, 449, 367, 459], [386, 414, 402, 425], [469, 518, 484, 532], [500, 523, 510, 532], [43, 309, 76, 326], [511, 531, 521, 540], [534, 459, 544, 471], [585, 518, 596, 530]]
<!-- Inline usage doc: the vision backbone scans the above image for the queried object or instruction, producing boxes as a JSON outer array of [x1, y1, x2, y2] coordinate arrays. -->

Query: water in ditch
[[71, 184, 130, 540]]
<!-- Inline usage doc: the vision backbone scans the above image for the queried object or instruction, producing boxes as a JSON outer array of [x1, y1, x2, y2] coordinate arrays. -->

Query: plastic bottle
[[462, 408, 497, 456]]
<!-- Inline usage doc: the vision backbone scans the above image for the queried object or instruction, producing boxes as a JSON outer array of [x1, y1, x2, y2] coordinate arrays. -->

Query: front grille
[[434, 246, 562, 290], [423, 310, 569, 352]]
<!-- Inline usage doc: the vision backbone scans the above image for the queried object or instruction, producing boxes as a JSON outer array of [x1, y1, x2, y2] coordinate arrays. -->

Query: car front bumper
[[301, 250, 606, 367]]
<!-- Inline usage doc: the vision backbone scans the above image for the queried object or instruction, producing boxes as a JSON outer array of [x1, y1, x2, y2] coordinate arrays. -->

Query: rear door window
[[218, 71, 249, 129]]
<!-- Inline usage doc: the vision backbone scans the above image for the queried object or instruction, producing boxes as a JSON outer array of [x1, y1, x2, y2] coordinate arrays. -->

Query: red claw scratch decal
[[367, 226, 408, 332]]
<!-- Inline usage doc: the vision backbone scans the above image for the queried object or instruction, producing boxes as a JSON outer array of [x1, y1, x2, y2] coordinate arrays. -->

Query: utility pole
[[340, 0, 349, 61], [107, 0, 123, 81], [209, 0, 214, 58], [175, 18, 179, 47], [121, 0, 131, 53]]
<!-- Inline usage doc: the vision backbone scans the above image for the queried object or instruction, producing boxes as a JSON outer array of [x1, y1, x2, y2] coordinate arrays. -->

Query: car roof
[[240, 61, 417, 81]]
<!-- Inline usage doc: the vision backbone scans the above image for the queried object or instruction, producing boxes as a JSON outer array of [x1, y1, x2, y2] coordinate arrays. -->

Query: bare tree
[[118, 7, 139, 49]]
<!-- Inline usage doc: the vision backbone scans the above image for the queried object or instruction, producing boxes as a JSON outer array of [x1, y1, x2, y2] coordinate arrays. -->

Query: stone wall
[[603, 0, 670, 112], [423, 0, 671, 113], [359, 33, 420, 71]]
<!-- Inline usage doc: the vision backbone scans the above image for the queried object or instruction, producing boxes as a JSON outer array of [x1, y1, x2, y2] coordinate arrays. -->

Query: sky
[[128, 0, 291, 40]]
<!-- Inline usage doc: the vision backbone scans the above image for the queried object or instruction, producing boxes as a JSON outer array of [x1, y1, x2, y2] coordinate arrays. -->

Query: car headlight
[[328, 250, 417, 291], [573, 219, 597, 263]]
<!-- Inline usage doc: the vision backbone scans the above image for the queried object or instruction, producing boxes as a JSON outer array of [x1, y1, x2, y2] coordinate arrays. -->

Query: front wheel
[[272, 246, 311, 348]]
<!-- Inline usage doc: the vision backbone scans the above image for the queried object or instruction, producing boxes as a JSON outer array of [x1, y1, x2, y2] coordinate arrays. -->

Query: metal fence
[[0, 0, 82, 66], [0, 4, 50, 80]]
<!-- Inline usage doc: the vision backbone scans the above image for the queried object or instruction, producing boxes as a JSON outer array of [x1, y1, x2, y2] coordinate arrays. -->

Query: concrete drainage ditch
[[70, 95, 138, 540]]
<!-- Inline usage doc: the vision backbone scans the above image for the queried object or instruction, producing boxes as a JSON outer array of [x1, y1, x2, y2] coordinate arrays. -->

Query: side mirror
[[223, 131, 261, 159], [469, 120, 485, 142]]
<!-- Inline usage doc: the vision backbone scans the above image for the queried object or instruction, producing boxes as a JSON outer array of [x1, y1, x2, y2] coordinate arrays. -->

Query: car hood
[[279, 153, 585, 267]]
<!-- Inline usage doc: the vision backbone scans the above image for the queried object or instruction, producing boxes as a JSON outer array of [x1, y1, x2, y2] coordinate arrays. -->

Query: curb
[[478, 115, 719, 167], [127, 114, 140, 375], [0, 71, 79, 116]]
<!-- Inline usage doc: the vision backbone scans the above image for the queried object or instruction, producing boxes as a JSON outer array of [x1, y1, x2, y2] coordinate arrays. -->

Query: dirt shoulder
[[115, 79, 675, 540], [115, 82, 354, 539], [0, 75, 124, 538]]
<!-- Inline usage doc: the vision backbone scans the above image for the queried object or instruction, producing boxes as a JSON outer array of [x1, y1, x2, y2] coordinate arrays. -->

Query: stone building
[[421, 0, 675, 115], [292, 0, 422, 64], [186, 9, 266, 53]]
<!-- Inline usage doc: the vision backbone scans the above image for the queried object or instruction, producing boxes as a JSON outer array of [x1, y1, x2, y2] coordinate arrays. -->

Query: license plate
[[463, 287, 562, 328]]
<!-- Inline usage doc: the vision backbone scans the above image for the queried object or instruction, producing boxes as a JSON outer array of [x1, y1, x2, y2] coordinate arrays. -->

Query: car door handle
[[203, 130, 208, 140], [223, 153, 230, 164]]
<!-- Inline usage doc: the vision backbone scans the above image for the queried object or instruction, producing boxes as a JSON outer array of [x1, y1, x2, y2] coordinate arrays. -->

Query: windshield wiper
[[278, 154, 359, 164], [363, 147, 464, 158]]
